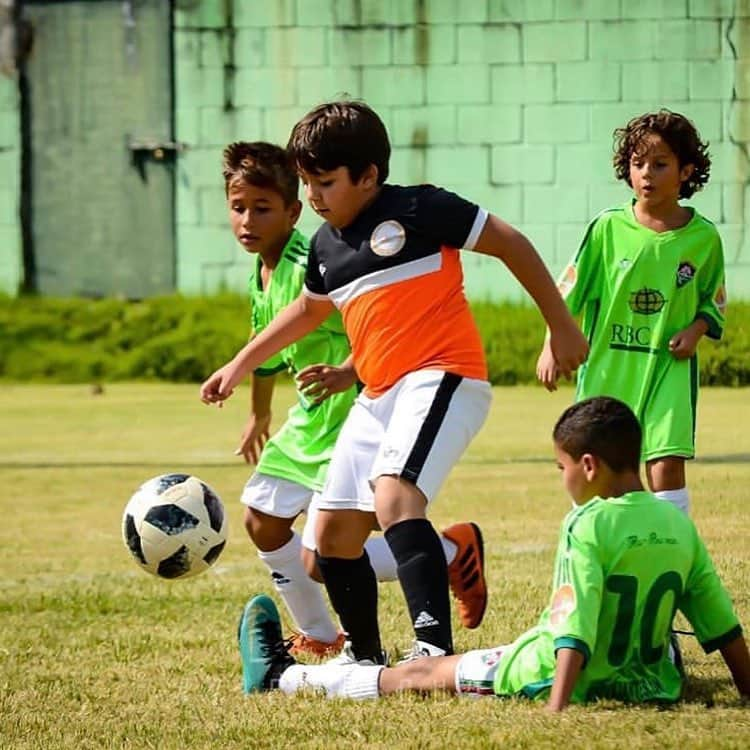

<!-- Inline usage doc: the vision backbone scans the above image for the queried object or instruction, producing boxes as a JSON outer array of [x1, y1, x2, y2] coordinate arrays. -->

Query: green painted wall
[[0, 69, 21, 295], [173, 0, 750, 301], [3, 1, 750, 300]]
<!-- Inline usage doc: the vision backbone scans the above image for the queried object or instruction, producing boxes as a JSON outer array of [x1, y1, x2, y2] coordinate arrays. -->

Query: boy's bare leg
[[378, 654, 462, 695]]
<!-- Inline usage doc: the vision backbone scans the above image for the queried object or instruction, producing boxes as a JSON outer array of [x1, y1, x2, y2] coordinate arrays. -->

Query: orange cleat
[[288, 631, 346, 659], [443, 522, 487, 629]]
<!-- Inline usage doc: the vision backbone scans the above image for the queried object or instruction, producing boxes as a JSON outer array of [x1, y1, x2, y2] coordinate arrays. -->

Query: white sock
[[655, 488, 690, 515], [364, 535, 458, 582], [279, 663, 383, 699], [258, 533, 338, 643]]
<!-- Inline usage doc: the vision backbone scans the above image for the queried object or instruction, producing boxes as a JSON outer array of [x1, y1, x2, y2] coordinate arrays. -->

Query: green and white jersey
[[559, 202, 726, 458], [492, 491, 741, 704], [249, 228, 356, 490]]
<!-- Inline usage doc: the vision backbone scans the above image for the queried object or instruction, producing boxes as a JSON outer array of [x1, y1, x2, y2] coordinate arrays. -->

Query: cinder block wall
[[174, 0, 750, 300]]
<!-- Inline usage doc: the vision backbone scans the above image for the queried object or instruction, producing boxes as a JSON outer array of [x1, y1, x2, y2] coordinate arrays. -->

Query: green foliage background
[[0, 295, 747, 385]]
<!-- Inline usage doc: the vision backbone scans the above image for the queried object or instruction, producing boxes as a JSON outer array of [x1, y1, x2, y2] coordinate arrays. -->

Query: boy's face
[[628, 133, 694, 208], [227, 181, 301, 258], [554, 444, 598, 506], [299, 165, 379, 229]]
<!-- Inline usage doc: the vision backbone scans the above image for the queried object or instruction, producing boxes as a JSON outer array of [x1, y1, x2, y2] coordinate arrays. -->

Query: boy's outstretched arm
[[546, 647, 584, 712], [200, 294, 335, 405], [473, 215, 588, 377], [720, 634, 750, 700]]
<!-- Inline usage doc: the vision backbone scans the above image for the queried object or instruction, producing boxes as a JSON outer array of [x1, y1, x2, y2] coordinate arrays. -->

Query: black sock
[[315, 551, 382, 662], [384, 518, 453, 654]]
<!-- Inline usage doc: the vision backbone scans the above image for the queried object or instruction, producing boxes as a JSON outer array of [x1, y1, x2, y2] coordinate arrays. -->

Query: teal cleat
[[238, 594, 296, 694]]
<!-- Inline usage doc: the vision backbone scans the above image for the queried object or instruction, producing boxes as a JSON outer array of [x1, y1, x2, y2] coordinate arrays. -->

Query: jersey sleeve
[[548, 511, 603, 666], [558, 216, 604, 317], [695, 229, 726, 340], [414, 186, 487, 250], [303, 231, 328, 298], [679, 530, 742, 653]]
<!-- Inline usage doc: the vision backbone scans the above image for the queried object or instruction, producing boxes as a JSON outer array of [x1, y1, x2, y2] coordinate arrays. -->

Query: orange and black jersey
[[304, 184, 489, 397]]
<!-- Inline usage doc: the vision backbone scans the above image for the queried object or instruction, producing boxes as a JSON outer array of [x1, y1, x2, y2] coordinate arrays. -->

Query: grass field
[[1, 384, 749, 749]]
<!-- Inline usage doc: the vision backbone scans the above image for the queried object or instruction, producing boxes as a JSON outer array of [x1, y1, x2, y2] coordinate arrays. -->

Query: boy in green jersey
[[221, 142, 488, 658], [537, 111, 726, 515], [239, 397, 750, 710]]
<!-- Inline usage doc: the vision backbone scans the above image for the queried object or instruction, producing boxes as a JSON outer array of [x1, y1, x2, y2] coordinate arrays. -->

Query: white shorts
[[455, 646, 508, 697], [240, 472, 319, 552], [317, 369, 492, 512]]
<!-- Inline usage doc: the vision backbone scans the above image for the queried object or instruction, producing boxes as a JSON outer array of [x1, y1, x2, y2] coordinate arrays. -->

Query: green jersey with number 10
[[492, 491, 741, 704]]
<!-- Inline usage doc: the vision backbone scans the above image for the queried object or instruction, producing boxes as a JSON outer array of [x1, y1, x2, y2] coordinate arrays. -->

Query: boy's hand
[[669, 319, 708, 359], [235, 413, 271, 464], [200, 361, 243, 405], [548, 320, 589, 379], [536, 340, 560, 392], [296, 363, 357, 404]]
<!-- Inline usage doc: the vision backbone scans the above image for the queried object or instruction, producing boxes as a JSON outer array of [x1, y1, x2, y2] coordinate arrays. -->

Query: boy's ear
[[581, 453, 598, 480], [679, 163, 695, 183], [289, 199, 303, 224], [359, 163, 379, 189]]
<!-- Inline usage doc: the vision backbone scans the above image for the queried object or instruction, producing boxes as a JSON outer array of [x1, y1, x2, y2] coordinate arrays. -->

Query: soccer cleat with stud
[[443, 522, 488, 629], [237, 594, 297, 694], [288, 631, 346, 659]]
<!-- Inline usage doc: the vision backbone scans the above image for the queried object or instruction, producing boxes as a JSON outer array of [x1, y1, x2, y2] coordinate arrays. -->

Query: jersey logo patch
[[629, 288, 666, 315], [318, 263, 327, 277], [370, 220, 406, 257], [558, 264, 577, 297], [676, 262, 696, 288], [714, 284, 727, 313], [550, 583, 576, 626]]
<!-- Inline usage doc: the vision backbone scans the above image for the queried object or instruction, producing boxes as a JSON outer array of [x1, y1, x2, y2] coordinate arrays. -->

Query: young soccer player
[[239, 397, 750, 710], [203, 103, 588, 665], [221, 141, 487, 657], [537, 110, 726, 515]]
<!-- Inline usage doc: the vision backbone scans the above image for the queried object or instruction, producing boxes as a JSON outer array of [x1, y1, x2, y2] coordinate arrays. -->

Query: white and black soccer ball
[[122, 473, 227, 579]]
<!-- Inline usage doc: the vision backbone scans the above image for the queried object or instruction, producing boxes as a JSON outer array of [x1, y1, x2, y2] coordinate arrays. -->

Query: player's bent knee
[[243, 506, 294, 551]]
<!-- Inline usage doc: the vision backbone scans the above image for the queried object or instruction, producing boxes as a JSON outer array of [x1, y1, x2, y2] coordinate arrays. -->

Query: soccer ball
[[122, 473, 228, 579]]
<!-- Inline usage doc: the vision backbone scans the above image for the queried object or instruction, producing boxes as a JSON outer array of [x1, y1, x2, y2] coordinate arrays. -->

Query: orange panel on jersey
[[342, 248, 488, 396]]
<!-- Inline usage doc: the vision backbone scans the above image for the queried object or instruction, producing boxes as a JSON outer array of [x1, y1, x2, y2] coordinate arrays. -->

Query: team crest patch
[[550, 583, 576, 626], [370, 220, 406, 257], [676, 261, 696, 288], [629, 287, 666, 315], [558, 264, 577, 296], [714, 284, 727, 313]]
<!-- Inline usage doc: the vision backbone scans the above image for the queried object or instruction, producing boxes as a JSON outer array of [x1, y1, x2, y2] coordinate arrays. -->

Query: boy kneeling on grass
[[238, 396, 750, 710]]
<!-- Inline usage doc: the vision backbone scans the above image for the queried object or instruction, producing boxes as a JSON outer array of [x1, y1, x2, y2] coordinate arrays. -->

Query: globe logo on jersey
[[629, 288, 666, 315], [370, 220, 406, 257]]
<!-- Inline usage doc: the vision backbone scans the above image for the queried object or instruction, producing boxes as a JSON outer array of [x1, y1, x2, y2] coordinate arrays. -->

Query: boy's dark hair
[[222, 141, 299, 205], [553, 397, 641, 473], [613, 109, 710, 199], [287, 100, 390, 184]]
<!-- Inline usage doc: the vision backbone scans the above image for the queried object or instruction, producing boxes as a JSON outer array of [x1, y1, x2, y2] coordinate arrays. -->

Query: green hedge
[[0, 295, 748, 385]]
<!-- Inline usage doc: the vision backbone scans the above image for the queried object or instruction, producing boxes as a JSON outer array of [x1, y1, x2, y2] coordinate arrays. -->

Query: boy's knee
[[315, 510, 372, 557], [243, 506, 293, 551]]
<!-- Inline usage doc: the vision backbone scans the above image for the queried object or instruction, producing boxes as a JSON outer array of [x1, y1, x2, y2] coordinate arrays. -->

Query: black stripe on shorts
[[400, 372, 463, 485]]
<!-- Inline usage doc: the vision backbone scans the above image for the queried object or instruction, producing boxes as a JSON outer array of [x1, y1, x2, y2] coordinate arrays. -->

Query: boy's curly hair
[[613, 110, 711, 198], [222, 141, 299, 205]]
